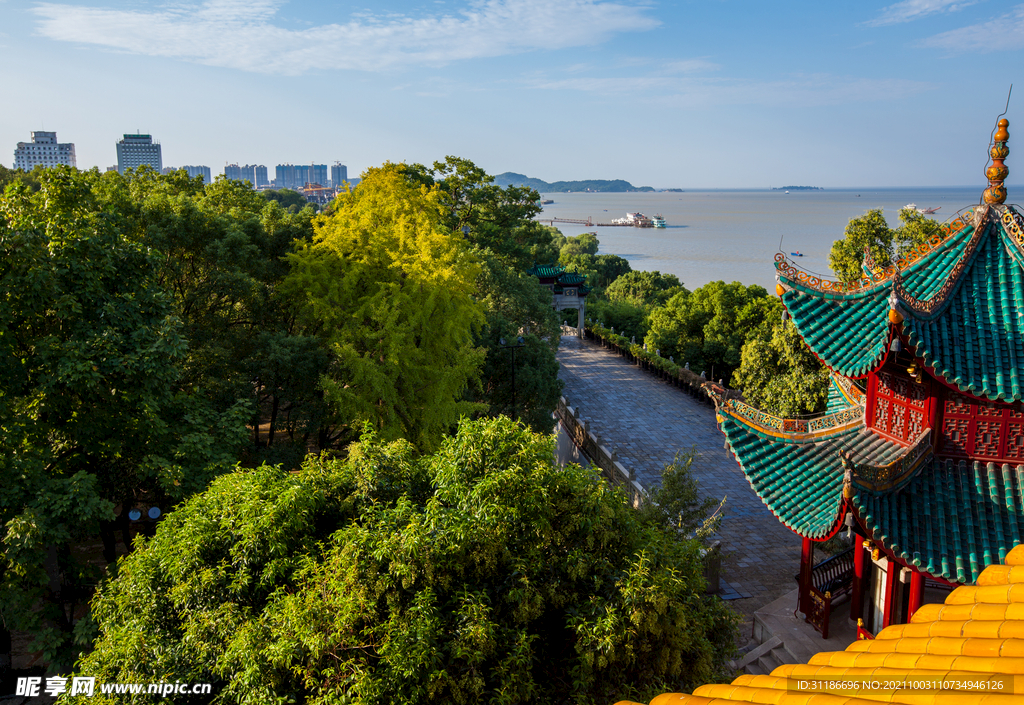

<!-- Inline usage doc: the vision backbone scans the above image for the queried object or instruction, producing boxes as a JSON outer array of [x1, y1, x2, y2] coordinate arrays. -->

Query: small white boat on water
[[905, 203, 941, 215], [651, 214, 666, 228]]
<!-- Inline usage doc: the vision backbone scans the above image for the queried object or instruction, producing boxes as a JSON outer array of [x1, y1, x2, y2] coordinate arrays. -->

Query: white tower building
[[13, 131, 77, 170], [116, 133, 162, 174]]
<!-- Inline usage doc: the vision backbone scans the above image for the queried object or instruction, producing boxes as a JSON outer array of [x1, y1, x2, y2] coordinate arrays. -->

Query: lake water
[[536, 187, 994, 291]]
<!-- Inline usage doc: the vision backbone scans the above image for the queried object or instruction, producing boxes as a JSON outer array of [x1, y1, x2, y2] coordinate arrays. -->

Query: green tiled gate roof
[[720, 412, 903, 539], [526, 262, 565, 277], [854, 458, 1024, 584]]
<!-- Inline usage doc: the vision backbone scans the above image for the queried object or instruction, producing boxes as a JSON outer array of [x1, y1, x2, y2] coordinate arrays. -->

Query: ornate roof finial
[[984, 118, 1009, 205]]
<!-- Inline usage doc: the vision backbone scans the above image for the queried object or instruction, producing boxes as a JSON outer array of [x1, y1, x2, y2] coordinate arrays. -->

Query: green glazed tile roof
[[826, 375, 858, 412], [559, 272, 587, 285], [526, 262, 565, 277], [780, 206, 1024, 398], [826, 378, 847, 412], [902, 214, 1024, 402], [782, 286, 890, 377], [854, 458, 1024, 584], [720, 412, 903, 539]]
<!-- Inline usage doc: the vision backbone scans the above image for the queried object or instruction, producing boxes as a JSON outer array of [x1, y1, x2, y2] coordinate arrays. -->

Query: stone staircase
[[730, 588, 857, 676]]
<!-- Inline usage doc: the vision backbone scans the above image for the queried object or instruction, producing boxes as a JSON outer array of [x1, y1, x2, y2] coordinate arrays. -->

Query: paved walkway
[[557, 334, 803, 621]]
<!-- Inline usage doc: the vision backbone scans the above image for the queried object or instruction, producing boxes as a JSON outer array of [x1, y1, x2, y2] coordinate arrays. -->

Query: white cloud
[[528, 72, 935, 108], [918, 4, 1024, 51], [31, 0, 659, 75], [866, 0, 979, 27]]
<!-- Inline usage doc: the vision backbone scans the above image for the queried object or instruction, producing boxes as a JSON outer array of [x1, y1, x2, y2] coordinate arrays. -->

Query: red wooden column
[[907, 569, 925, 621], [799, 537, 813, 616], [851, 537, 866, 622], [882, 560, 898, 629]]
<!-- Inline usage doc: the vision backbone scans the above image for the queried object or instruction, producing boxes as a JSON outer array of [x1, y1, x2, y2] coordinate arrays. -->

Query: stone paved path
[[557, 334, 803, 621]]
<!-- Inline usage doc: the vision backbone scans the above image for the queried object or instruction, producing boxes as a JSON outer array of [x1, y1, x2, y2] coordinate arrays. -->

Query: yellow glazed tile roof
[[616, 544, 1024, 705]]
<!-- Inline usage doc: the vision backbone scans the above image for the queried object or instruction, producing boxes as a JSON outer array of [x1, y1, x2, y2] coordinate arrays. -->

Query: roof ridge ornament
[[983, 117, 1009, 205], [888, 288, 905, 325]]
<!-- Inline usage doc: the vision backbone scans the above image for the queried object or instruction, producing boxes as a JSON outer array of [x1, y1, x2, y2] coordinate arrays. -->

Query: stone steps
[[741, 588, 858, 675]]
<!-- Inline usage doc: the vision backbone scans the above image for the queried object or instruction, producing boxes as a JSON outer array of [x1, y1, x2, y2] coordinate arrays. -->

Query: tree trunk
[[268, 393, 280, 448]]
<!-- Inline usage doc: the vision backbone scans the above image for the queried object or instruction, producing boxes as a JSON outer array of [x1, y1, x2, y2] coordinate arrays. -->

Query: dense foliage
[[413, 157, 565, 432], [78, 417, 736, 705], [0, 168, 254, 665], [645, 281, 771, 383], [828, 207, 942, 283], [261, 187, 316, 213], [284, 163, 486, 452], [605, 270, 683, 308], [1, 159, 571, 673], [730, 301, 830, 416]]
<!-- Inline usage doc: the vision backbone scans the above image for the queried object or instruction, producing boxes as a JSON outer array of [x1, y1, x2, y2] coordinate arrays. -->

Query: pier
[[536, 217, 651, 228]]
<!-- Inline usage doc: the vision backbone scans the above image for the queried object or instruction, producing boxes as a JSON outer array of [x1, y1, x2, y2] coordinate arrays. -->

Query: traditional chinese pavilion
[[527, 262, 591, 332], [707, 118, 1022, 638]]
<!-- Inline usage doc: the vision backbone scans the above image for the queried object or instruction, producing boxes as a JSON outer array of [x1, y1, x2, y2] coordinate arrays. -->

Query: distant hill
[[494, 172, 654, 193], [770, 186, 822, 191]]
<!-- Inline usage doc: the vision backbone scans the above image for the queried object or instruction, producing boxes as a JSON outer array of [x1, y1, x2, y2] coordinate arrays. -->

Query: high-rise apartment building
[[224, 164, 268, 188], [253, 165, 268, 189], [182, 165, 212, 182], [331, 162, 348, 188], [13, 131, 77, 170], [310, 164, 327, 188], [116, 133, 162, 174], [275, 163, 328, 190]]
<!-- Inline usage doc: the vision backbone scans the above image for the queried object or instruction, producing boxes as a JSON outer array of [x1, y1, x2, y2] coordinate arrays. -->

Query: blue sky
[[1, 0, 1020, 187]]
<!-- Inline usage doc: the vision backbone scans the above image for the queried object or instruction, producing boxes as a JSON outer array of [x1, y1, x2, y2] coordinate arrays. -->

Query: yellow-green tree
[[285, 164, 485, 451]]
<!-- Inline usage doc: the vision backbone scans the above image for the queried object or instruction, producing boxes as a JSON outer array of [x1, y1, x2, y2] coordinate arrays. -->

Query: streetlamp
[[499, 336, 525, 420]]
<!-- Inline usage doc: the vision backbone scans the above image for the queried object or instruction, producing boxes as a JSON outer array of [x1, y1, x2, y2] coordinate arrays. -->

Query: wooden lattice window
[[938, 392, 1024, 461], [872, 371, 928, 443]]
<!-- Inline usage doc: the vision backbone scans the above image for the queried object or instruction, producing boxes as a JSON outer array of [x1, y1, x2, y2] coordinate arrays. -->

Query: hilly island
[[494, 172, 655, 192]]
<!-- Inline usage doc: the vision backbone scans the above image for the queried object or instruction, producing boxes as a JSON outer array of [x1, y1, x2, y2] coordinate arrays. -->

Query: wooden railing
[[799, 547, 855, 639]]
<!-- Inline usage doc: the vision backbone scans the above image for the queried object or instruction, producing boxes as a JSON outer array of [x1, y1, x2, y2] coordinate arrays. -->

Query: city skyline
[[0, 0, 1021, 188]]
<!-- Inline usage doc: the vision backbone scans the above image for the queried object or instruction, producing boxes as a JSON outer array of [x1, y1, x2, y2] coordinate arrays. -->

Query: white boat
[[651, 214, 666, 228], [611, 212, 654, 227], [905, 203, 941, 215]]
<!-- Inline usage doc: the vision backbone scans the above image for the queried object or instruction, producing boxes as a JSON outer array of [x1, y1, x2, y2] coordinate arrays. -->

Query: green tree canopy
[[558, 232, 631, 292], [730, 299, 829, 416], [78, 417, 736, 704], [587, 298, 652, 342], [0, 168, 249, 666], [406, 156, 559, 269], [261, 187, 317, 213], [284, 163, 485, 451], [392, 157, 566, 434], [828, 208, 942, 283], [559, 231, 600, 258], [606, 270, 683, 308], [89, 167, 333, 463], [469, 254, 562, 432], [645, 281, 770, 381]]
